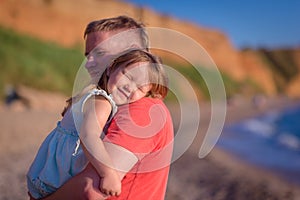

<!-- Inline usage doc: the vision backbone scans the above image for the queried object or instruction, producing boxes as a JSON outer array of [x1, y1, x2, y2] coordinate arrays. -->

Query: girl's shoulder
[[82, 88, 118, 117]]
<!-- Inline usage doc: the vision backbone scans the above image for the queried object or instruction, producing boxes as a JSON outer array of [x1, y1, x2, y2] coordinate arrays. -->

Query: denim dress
[[26, 88, 117, 199]]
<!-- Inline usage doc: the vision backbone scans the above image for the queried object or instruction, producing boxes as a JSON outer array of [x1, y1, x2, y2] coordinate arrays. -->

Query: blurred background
[[0, 0, 299, 199]]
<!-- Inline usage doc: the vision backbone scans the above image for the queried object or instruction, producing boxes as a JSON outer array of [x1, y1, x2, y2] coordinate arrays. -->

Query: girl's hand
[[100, 171, 121, 196]]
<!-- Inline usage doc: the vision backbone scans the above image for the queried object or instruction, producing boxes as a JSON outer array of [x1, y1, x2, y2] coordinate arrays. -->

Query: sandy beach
[[0, 88, 300, 200]]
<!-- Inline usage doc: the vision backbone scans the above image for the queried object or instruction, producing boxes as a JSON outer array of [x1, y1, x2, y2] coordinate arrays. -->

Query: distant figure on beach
[[4, 85, 30, 108], [27, 16, 173, 200]]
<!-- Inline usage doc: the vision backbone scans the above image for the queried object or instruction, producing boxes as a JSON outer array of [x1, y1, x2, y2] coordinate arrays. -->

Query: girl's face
[[107, 62, 152, 105]]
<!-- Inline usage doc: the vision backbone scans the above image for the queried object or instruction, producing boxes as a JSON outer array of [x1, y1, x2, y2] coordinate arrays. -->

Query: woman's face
[[84, 30, 145, 83], [107, 62, 152, 105], [85, 31, 120, 82]]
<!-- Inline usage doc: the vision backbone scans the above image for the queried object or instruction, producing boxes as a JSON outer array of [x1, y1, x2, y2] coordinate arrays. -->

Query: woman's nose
[[85, 55, 95, 69]]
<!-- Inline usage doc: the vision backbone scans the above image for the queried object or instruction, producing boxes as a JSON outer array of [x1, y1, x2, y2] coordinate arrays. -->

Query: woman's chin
[[90, 76, 100, 84]]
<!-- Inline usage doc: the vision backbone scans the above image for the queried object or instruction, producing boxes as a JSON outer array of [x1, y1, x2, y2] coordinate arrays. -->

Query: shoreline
[[220, 97, 300, 184], [166, 95, 300, 199]]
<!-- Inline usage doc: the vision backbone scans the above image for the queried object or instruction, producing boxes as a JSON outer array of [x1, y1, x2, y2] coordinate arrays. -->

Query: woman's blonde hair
[[84, 15, 148, 50]]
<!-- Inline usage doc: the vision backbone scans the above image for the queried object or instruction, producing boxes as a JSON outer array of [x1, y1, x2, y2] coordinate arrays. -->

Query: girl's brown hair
[[99, 49, 169, 99]]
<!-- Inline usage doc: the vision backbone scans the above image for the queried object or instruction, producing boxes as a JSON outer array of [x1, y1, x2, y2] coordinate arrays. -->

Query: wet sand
[[0, 90, 300, 200]]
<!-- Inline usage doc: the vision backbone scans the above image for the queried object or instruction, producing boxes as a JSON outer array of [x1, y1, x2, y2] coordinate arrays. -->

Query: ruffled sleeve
[[81, 88, 118, 123]]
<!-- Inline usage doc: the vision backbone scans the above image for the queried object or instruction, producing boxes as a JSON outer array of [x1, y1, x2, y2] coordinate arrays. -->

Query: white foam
[[242, 119, 275, 138], [278, 132, 300, 150]]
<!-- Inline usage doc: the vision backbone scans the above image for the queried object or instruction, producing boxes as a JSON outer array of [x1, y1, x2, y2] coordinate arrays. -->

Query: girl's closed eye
[[138, 84, 151, 93], [122, 69, 133, 80], [138, 87, 146, 93]]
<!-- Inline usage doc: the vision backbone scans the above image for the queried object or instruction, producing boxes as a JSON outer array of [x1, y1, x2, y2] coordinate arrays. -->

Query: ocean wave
[[241, 119, 275, 138], [219, 104, 300, 184], [223, 103, 300, 148], [278, 132, 300, 150]]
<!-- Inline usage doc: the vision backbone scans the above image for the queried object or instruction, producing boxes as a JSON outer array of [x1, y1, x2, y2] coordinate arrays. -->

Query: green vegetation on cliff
[[167, 62, 250, 100], [0, 26, 83, 98], [0, 25, 244, 102], [1, 26, 297, 102]]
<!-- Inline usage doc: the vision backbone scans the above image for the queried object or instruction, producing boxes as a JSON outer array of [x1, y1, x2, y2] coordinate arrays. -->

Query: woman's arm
[[80, 96, 121, 196]]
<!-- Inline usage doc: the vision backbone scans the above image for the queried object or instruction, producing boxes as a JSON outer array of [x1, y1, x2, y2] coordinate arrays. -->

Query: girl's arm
[[80, 95, 121, 196]]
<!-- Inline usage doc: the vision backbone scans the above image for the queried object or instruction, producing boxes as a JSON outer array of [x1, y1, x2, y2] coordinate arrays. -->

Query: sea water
[[218, 102, 300, 184]]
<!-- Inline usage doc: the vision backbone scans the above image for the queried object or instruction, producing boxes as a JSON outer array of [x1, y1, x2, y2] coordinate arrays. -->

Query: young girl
[[27, 49, 168, 199]]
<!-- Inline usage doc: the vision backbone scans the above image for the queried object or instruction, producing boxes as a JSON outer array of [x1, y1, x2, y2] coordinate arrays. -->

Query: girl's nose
[[123, 82, 138, 93], [123, 84, 130, 92]]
